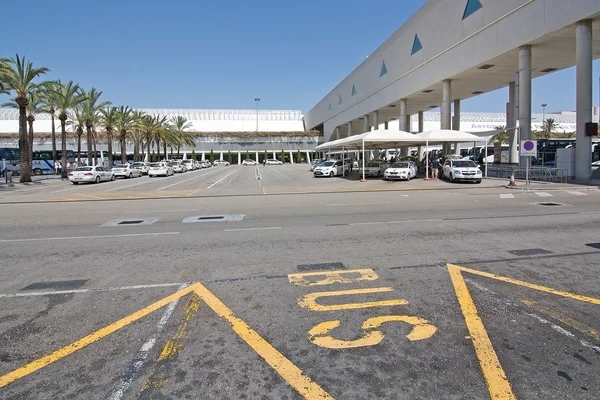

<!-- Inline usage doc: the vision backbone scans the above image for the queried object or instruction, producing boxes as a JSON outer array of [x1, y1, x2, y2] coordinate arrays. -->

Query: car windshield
[[149, 163, 163, 167], [453, 161, 476, 168], [75, 167, 93, 171], [391, 162, 409, 169], [167, 162, 177, 166], [366, 161, 380, 167], [133, 163, 144, 167], [321, 161, 335, 167], [115, 164, 128, 168]]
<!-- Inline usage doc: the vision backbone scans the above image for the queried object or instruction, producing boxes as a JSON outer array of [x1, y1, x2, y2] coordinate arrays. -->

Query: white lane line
[[224, 227, 282, 232], [105, 179, 154, 192], [108, 282, 188, 400], [566, 191, 587, 196], [157, 168, 222, 191], [207, 168, 239, 189], [264, 166, 301, 186], [349, 218, 442, 226], [500, 194, 515, 199], [327, 202, 391, 206], [124, 209, 198, 214], [0, 232, 180, 243], [535, 192, 553, 197], [0, 282, 188, 298]]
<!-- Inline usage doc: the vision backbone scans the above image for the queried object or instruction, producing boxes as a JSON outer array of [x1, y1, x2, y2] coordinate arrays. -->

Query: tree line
[[0, 55, 194, 182]]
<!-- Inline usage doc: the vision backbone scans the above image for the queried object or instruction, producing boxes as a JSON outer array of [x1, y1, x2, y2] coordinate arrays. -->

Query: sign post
[[520, 140, 537, 185]]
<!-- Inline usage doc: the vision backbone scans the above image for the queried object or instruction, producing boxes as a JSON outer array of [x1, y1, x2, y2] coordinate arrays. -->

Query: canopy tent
[[315, 129, 416, 151], [413, 129, 484, 143]]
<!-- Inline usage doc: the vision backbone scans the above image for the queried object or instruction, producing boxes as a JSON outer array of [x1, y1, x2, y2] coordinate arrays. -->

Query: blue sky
[[1, 0, 598, 115]]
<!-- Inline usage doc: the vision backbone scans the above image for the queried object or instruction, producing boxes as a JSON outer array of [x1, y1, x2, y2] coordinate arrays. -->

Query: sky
[[1, 0, 599, 115]]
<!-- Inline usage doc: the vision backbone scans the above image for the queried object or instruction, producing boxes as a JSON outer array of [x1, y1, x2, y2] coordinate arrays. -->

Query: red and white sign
[[520, 140, 537, 157]]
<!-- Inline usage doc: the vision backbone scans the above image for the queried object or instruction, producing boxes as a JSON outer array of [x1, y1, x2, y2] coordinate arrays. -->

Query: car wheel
[[128, 172, 132, 179], [449, 173, 454, 183], [72, 182, 78, 185], [344, 170, 349, 177], [329, 171, 334, 177], [33, 168, 42, 176], [476, 179, 482, 184], [95, 176, 100, 184], [377, 171, 381, 177]]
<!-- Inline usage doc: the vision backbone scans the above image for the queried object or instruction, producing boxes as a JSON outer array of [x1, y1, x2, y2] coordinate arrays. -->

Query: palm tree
[[82, 88, 111, 166], [39, 81, 60, 166], [493, 125, 508, 164], [100, 107, 119, 167], [0, 55, 49, 182], [52, 81, 86, 178], [169, 116, 194, 157], [541, 118, 558, 139], [115, 106, 135, 163], [69, 106, 86, 165]]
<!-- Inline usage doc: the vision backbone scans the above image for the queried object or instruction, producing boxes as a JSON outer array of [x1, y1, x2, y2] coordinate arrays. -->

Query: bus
[[0, 148, 20, 176]]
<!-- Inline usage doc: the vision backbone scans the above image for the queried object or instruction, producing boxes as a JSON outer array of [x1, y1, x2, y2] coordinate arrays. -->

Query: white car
[[592, 160, 600, 172], [68, 166, 114, 184], [359, 159, 390, 178], [170, 162, 187, 173], [181, 159, 196, 171], [112, 163, 142, 179], [265, 159, 283, 165], [213, 159, 230, 166], [148, 162, 174, 177], [313, 160, 349, 177], [242, 159, 258, 166], [443, 159, 482, 183], [132, 162, 149, 175], [384, 161, 417, 181]]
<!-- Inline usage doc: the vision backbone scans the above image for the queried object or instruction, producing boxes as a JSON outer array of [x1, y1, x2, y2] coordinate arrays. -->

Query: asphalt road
[[0, 165, 599, 399]]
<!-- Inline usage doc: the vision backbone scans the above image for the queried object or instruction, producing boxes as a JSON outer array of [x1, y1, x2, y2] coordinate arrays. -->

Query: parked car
[[68, 166, 114, 184], [170, 161, 187, 173], [132, 162, 149, 175], [213, 159, 230, 166], [443, 159, 482, 183], [242, 159, 258, 166], [384, 161, 417, 181], [592, 160, 600, 172], [181, 159, 196, 171], [310, 159, 327, 171], [265, 159, 283, 165], [359, 159, 390, 178], [148, 162, 174, 177], [112, 163, 142, 179], [313, 160, 349, 177]]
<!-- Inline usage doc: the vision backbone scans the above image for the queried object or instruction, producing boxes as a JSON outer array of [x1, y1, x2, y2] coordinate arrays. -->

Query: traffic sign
[[520, 140, 537, 157]]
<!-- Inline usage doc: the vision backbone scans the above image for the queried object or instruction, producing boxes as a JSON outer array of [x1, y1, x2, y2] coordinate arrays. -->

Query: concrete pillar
[[201, 152, 205, 161], [418, 111, 424, 132], [305, 151, 311, 163], [363, 115, 370, 133], [219, 152, 223, 160], [347, 122, 353, 137], [508, 81, 518, 163], [372, 111, 380, 130], [518, 45, 532, 166], [442, 80, 452, 153], [289, 151, 294, 164], [272, 151, 276, 159], [399, 99, 408, 131], [255, 151, 259, 162], [576, 20, 593, 181], [237, 152, 241, 164]]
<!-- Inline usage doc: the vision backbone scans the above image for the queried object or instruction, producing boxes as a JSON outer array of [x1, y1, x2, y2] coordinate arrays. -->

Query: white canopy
[[315, 129, 416, 151], [413, 129, 484, 144]]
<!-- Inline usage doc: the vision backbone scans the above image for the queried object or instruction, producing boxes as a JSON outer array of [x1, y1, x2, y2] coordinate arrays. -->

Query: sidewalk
[[0, 174, 62, 188], [499, 177, 600, 191]]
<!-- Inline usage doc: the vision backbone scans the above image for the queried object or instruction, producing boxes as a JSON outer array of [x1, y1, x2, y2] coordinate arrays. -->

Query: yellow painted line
[[298, 287, 408, 311], [288, 269, 378, 287], [187, 188, 202, 197], [0, 284, 195, 388], [521, 299, 600, 342], [455, 265, 600, 306], [75, 193, 109, 200], [191, 282, 333, 399], [447, 264, 516, 400]]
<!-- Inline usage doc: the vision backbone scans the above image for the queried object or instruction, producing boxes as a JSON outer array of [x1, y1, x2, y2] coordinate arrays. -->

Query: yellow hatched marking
[[447, 264, 516, 400]]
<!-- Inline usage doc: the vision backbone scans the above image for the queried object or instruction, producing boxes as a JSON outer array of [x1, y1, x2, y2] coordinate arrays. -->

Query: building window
[[380, 61, 388, 77], [338, 95, 343, 105], [462, 0, 482, 20], [411, 34, 423, 55], [352, 84, 356, 96]]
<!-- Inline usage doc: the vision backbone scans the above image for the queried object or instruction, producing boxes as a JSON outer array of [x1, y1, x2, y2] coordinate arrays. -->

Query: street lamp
[[255, 98, 260, 132], [541, 103, 547, 131]]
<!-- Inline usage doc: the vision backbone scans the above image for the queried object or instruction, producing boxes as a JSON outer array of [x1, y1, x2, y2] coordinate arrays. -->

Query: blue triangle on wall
[[351, 84, 356, 96], [338, 95, 343, 105], [411, 34, 423, 55], [380, 61, 388, 77], [462, 0, 482, 20]]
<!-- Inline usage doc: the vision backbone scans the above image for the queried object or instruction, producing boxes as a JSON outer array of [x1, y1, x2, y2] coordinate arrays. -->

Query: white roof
[[414, 129, 484, 144], [316, 129, 416, 150]]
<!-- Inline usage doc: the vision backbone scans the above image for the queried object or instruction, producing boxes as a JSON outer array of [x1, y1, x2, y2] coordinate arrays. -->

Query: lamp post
[[255, 98, 260, 132], [541, 103, 547, 132]]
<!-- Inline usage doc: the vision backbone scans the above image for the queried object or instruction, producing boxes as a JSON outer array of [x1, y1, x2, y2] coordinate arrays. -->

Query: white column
[[576, 20, 593, 181], [237, 152, 241, 164], [347, 122, 352, 137], [442, 80, 452, 154], [334, 126, 340, 140], [201, 152, 205, 161], [255, 151, 259, 162], [289, 151, 294, 164], [219, 152, 223, 160], [372, 111, 380, 130], [272, 151, 276, 159], [508, 81, 518, 163], [363, 115, 370, 133], [305, 151, 311, 163], [518, 45, 532, 166]]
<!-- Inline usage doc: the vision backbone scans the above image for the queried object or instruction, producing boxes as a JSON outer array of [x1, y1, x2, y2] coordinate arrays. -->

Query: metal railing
[[485, 164, 569, 183]]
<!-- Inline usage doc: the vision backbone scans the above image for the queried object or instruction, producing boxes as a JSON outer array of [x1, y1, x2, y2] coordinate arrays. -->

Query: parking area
[[0, 186, 599, 399]]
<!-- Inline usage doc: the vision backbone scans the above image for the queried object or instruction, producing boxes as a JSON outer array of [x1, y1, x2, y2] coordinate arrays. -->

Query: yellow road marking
[[447, 264, 516, 399], [76, 193, 108, 200], [288, 269, 378, 287], [192, 282, 333, 399], [521, 299, 600, 342], [140, 294, 201, 395], [309, 316, 436, 349], [0, 284, 196, 388], [298, 287, 408, 311], [455, 265, 600, 306], [187, 188, 202, 197]]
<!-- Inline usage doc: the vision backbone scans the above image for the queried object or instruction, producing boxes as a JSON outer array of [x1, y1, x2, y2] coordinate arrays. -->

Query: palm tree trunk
[[61, 120, 68, 179], [28, 117, 34, 168], [133, 140, 139, 162], [51, 115, 57, 165], [18, 104, 31, 183], [107, 132, 113, 168], [86, 126, 93, 165], [92, 135, 97, 166], [147, 141, 151, 162], [121, 133, 127, 164], [77, 133, 82, 166], [163, 140, 167, 160]]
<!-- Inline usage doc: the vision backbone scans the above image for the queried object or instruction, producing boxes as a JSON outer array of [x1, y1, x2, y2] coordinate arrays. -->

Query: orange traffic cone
[[508, 170, 517, 186]]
